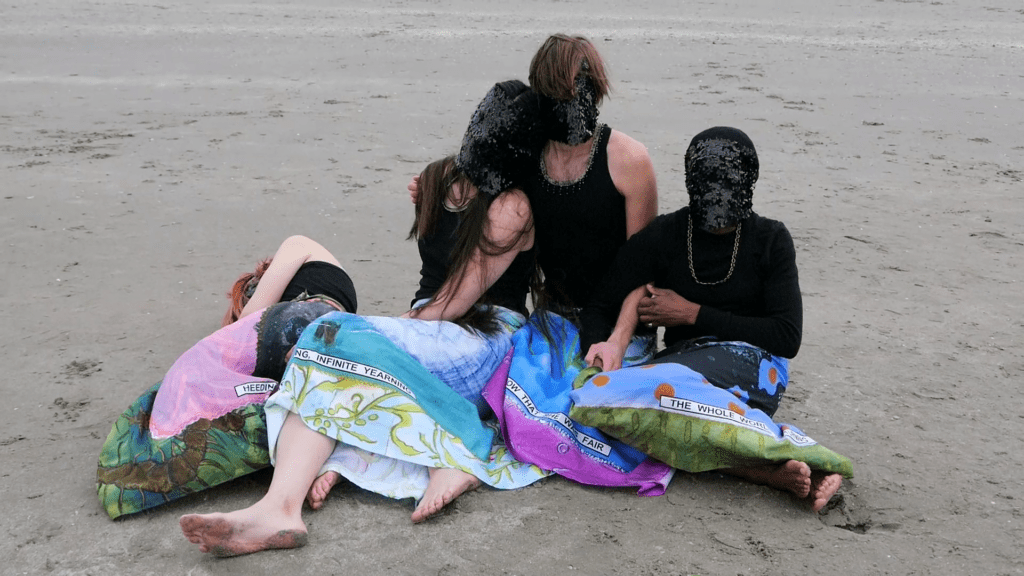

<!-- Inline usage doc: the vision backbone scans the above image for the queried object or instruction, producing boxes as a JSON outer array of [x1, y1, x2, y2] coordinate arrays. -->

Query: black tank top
[[413, 207, 534, 316], [524, 125, 626, 310], [281, 261, 358, 314]]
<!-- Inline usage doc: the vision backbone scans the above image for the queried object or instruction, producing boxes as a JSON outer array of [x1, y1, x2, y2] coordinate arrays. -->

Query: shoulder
[[625, 209, 679, 247], [489, 188, 531, 221], [751, 213, 792, 241], [606, 129, 656, 201], [748, 213, 796, 258], [647, 209, 683, 233], [606, 129, 652, 168], [486, 188, 533, 242]]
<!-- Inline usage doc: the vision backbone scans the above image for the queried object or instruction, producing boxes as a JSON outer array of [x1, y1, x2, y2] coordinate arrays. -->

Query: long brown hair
[[222, 257, 272, 326], [409, 156, 535, 333], [528, 34, 610, 104], [408, 155, 474, 240]]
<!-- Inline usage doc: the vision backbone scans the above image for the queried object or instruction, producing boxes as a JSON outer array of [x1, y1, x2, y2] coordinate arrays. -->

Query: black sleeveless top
[[524, 125, 626, 310], [413, 207, 534, 316], [281, 261, 358, 314]]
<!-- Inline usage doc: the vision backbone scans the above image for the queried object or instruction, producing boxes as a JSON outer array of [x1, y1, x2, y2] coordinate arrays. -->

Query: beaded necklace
[[538, 124, 605, 196]]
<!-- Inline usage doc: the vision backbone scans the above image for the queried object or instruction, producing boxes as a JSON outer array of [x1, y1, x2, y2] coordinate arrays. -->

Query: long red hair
[[222, 257, 273, 326]]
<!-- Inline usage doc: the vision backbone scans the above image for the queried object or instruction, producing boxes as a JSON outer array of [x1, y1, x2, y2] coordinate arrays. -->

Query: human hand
[[637, 284, 699, 327], [585, 340, 626, 372], [408, 175, 420, 204]]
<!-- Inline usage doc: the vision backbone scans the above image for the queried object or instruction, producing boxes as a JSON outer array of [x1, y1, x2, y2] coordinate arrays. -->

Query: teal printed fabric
[[266, 312, 548, 499]]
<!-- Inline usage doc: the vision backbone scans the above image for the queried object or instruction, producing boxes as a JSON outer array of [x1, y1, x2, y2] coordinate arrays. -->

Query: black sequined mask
[[543, 74, 599, 146], [456, 80, 545, 196], [684, 128, 759, 231]]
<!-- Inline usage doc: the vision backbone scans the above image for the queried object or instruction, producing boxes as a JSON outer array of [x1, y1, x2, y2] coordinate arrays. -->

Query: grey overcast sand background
[[2, 1, 1022, 574]]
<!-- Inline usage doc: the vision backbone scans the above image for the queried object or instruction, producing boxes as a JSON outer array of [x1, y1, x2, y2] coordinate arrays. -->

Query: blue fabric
[[286, 312, 496, 460], [364, 305, 525, 416], [266, 310, 549, 500], [569, 361, 854, 477], [646, 340, 788, 416], [480, 311, 673, 495]]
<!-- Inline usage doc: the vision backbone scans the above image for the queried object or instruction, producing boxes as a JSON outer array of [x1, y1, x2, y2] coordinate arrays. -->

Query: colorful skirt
[[96, 301, 335, 519], [569, 341, 854, 476], [265, 311, 549, 501], [482, 312, 676, 496], [646, 339, 788, 417]]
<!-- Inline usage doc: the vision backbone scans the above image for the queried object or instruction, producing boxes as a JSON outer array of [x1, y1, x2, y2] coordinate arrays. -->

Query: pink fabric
[[150, 311, 275, 439]]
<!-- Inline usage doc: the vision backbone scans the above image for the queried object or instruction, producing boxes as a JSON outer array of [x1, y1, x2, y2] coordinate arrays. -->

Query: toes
[[412, 497, 441, 523], [809, 474, 842, 512], [786, 460, 810, 477]]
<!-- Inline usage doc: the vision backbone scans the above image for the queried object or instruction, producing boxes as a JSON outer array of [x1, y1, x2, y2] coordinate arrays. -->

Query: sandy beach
[[2, 1, 1022, 574]]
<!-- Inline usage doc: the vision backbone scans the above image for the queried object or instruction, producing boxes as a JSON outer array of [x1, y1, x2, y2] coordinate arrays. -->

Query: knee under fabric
[[568, 345, 853, 477]]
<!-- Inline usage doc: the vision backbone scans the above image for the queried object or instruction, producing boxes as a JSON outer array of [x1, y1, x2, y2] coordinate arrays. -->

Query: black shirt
[[413, 207, 534, 316], [281, 261, 358, 314], [524, 125, 626, 311], [580, 207, 802, 358]]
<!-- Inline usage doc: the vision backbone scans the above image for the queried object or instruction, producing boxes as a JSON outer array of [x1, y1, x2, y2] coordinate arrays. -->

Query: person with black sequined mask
[[524, 33, 660, 368], [581, 127, 801, 382], [179, 82, 551, 556], [580, 127, 843, 512], [408, 35, 659, 366]]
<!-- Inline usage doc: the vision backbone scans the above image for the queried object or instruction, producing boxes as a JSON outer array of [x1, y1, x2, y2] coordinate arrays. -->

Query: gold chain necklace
[[687, 216, 741, 286]]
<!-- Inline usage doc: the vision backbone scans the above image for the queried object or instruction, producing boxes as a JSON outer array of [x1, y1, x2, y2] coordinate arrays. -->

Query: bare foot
[[180, 506, 307, 557], [306, 470, 342, 510], [727, 460, 812, 499], [809, 471, 843, 512], [411, 468, 480, 523]]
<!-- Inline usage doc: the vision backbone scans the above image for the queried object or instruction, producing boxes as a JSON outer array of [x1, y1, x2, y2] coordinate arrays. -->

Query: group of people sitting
[[96, 34, 853, 558]]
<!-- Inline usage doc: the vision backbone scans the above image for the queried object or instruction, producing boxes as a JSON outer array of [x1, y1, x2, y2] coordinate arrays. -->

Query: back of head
[[455, 79, 546, 196], [528, 34, 609, 104], [223, 258, 273, 326], [410, 155, 473, 240]]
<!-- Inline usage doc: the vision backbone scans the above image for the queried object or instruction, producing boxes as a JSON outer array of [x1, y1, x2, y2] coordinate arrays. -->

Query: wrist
[[687, 304, 701, 325], [609, 328, 632, 349]]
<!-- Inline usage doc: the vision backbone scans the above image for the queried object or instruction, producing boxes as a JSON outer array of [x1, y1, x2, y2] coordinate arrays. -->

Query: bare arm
[[239, 235, 342, 319], [584, 285, 646, 371], [406, 189, 533, 322], [586, 130, 658, 364], [607, 129, 658, 238]]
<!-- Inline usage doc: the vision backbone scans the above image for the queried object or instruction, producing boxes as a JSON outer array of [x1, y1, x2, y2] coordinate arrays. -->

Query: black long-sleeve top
[[579, 207, 803, 359]]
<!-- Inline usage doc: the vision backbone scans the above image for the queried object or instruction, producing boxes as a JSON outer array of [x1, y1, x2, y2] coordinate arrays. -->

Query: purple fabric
[[482, 321, 674, 496]]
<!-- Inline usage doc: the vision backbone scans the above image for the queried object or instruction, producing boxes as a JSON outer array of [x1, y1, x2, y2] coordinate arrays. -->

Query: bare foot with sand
[[727, 460, 813, 498], [728, 461, 843, 511], [180, 506, 308, 557], [306, 470, 342, 510], [411, 468, 480, 523], [809, 471, 843, 512]]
